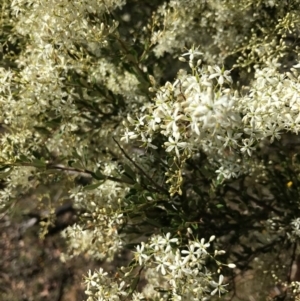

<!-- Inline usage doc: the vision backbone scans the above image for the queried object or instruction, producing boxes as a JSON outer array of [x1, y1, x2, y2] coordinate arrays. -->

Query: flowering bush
[[2, 0, 300, 300], [84, 234, 236, 300]]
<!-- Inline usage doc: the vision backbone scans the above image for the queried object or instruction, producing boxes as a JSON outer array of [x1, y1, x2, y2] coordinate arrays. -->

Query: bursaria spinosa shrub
[[84, 234, 235, 300], [2, 0, 300, 299]]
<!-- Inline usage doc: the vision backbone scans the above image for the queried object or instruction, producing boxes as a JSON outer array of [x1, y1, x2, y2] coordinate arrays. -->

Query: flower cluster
[[84, 232, 235, 300], [61, 210, 124, 262], [122, 51, 243, 192], [123, 50, 300, 194], [62, 161, 130, 262], [238, 61, 300, 140], [288, 218, 300, 242]]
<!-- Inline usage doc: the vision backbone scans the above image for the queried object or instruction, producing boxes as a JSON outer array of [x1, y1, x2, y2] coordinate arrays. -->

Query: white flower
[[155, 255, 170, 275], [131, 292, 146, 301], [181, 47, 203, 62], [210, 274, 228, 297], [193, 238, 210, 254], [168, 250, 192, 278], [164, 136, 188, 158], [121, 128, 138, 143], [240, 138, 256, 156], [228, 263, 236, 269], [264, 123, 281, 143], [208, 65, 232, 85], [156, 232, 179, 252], [181, 244, 199, 262], [134, 242, 150, 265]]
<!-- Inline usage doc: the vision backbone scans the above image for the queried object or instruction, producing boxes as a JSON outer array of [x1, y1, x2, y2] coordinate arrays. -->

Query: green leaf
[[32, 158, 46, 168], [83, 182, 103, 191], [145, 218, 162, 227], [18, 154, 31, 162], [128, 275, 140, 294], [92, 169, 107, 180], [190, 223, 199, 230], [133, 182, 143, 191], [33, 126, 51, 136], [72, 149, 82, 160], [79, 78, 91, 88], [123, 163, 136, 180], [121, 174, 135, 185], [70, 161, 84, 170], [68, 160, 75, 167], [45, 116, 62, 128]]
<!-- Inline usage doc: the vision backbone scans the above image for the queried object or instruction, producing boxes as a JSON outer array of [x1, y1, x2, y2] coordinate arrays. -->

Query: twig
[[0, 161, 134, 185], [287, 242, 297, 284], [47, 164, 126, 183], [113, 137, 169, 194]]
